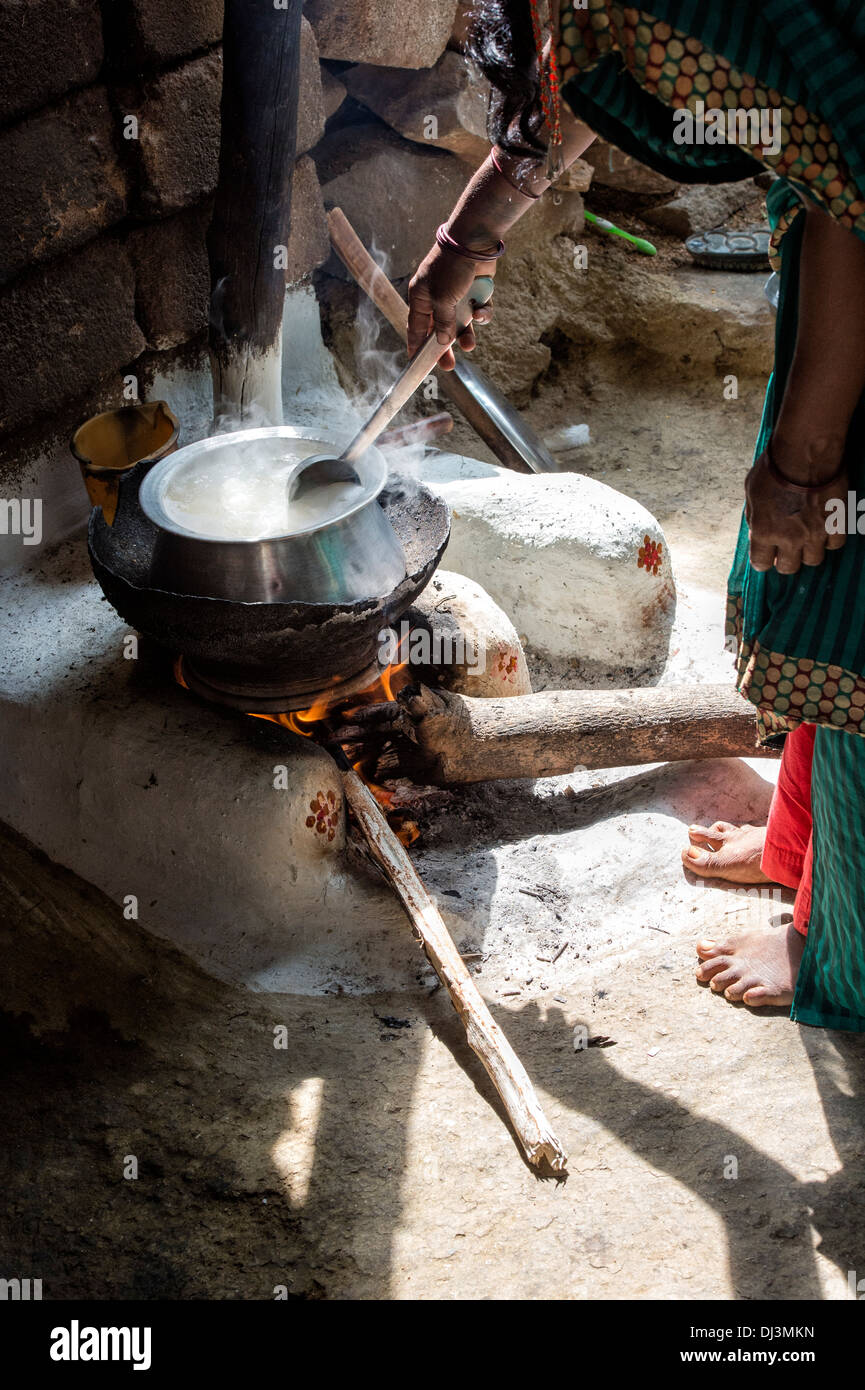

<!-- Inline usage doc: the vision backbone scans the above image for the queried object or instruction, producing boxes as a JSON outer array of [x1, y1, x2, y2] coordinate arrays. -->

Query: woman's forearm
[[446, 111, 596, 253], [405, 106, 595, 361], [773, 206, 865, 483]]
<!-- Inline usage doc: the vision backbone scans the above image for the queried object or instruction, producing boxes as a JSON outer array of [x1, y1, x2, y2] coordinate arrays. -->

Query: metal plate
[[685, 226, 771, 271]]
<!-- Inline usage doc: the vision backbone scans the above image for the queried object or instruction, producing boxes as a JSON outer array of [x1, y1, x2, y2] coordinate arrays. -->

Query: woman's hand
[[748, 207, 865, 576], [407, 244, 495, 371], [406, 112, 598, 371], [745, 447, 847, 574]]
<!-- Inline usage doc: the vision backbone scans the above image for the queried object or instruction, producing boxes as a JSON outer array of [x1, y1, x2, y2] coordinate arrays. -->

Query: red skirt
[[761, 723, 815, 935]]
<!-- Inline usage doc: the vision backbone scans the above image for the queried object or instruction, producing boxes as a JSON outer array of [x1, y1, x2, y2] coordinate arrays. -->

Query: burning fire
[[250, 660, 419, 845], [174, 646, 421, 845]]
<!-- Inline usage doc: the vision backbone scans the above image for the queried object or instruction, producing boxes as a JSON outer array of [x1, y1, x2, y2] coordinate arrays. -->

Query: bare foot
[[695, 923, 805, 1007], [682, 821, 774, 884]]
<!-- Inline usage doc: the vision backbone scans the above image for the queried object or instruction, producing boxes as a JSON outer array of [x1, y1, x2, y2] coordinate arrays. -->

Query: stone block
[[0, 239, 146, 436], [556, 157, 593, 193], [321, 66, 347, 122], [1, 87, 128, 284], [344, 51, 490, 165], [420, 455, 676, 682], [120, 50, 223, 215], [642, 182, 761, 239], [468, 193, 585, 402], [316, 123, 468, 280], [103, 0, 222, 69], [0, 0, 103, 124], [305, 0, 458, 68], [283, 156, 329, 284], [584, 140, 679, 196], [127, 203, 211, 351], [410, 569, 532, 697], [297, 16, 326, 155]]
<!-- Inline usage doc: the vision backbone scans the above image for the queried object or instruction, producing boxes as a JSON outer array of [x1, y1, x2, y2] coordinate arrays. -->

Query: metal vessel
[[138, 426, 408, 606]]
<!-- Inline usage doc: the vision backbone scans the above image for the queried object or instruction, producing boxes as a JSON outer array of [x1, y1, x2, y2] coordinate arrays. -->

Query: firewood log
[[380, 683, 776, 784]]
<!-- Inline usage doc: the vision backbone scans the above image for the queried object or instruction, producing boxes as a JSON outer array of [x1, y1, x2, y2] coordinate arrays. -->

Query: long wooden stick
[[377, 683, 777, 785], [338, 759, 567, 1172]]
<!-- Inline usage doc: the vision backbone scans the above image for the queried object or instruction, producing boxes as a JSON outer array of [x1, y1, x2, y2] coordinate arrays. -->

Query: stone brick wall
[[1, 0, 214, 474], [0, 1, 331, 491], [0, 0, 487, 500]]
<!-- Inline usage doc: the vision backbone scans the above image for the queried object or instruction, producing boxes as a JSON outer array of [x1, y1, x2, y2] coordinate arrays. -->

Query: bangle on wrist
[[435, 222, 506, 263], [766, 440, 845, 494], [490, 146, 543, 200]]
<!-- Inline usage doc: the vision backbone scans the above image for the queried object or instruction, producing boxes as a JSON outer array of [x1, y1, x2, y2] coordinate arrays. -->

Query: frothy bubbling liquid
[[161, 440, 365, 540]]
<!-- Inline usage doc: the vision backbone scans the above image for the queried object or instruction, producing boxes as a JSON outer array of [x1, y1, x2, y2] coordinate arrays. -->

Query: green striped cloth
[[795, 725, 865, 1027], [734, 183, 865, 1031], [559, 1, 865, 226]]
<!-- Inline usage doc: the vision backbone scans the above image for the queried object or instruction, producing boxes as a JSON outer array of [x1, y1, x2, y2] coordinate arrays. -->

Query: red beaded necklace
[[528, 0, 564, 178]]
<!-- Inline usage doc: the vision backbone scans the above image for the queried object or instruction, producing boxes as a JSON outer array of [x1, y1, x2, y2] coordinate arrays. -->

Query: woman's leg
[[761, 722, 816, 895], [693, 723, 816, 1007], [682, 721, 815, 887], [791, 726, 865, 1030]]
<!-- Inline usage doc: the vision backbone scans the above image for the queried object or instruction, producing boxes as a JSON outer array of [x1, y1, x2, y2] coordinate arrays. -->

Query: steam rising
[[195, 255, 437, 542]]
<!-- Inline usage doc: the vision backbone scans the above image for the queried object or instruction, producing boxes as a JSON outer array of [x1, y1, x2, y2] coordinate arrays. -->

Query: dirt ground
[[4, 205, 865, 1302], [4, 817, 865, 1301]]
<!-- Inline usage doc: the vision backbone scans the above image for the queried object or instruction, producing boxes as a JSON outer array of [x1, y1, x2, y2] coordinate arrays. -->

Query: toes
[[723, 975, 756, 1001], [695, 939, 730, 959], [688, 828, 721, 851], [708, 965, 740, 992], [688, 824, 714, 842], [683, 846, 724, 877], [696, 954, 733, 981], [688, 820, 735, 844], [742, 985, 791, 1008], [710, 821, 735, 836]]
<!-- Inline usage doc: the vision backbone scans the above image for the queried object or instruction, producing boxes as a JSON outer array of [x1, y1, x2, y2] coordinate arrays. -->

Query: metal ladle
[[288, 276, 495, 502]]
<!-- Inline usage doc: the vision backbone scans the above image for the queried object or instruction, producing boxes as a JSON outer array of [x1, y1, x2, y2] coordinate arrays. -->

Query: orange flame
[[238, 660, 416, 844], [382, 658, 408, 703], [174, 654, 418, 843], [249, 687, 338, 737]]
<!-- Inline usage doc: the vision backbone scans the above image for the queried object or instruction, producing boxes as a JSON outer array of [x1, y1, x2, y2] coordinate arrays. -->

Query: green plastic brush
[[584, 209, 657, 256]]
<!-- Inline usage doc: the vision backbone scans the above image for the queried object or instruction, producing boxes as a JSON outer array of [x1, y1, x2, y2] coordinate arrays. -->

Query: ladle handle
[[341, 276, 495, 465]]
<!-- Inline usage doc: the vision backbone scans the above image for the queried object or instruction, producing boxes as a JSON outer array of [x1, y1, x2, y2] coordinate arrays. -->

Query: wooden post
[[207, 0, 303, 426]]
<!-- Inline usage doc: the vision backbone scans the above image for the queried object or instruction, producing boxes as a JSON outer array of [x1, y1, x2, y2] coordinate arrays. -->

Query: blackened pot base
[[178, 654, 386, 713]]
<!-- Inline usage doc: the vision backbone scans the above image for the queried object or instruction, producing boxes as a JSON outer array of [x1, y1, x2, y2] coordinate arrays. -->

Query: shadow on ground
[[2, 811, 863, 1300]]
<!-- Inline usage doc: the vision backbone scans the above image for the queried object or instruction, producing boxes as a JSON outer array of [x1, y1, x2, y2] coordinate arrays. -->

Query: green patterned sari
[[556, 1, 865, 1028]]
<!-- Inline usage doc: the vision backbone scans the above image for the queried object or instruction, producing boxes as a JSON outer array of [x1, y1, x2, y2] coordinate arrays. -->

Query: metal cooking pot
[[138, 426, 407, 606], [88, 473, 450, 704]]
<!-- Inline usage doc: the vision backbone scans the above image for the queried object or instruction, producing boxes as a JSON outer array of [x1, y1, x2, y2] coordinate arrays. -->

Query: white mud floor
[[4, 245, 865, 1301]]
